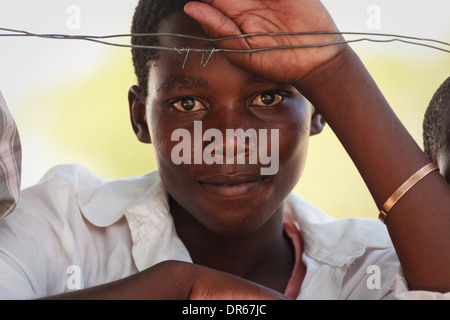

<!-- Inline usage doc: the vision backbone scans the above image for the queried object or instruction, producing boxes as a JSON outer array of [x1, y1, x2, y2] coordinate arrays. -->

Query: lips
[[197, 173, 268, 198]]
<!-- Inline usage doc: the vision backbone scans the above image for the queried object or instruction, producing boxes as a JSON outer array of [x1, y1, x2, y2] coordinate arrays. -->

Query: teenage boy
[[0, 0, 448, 299]]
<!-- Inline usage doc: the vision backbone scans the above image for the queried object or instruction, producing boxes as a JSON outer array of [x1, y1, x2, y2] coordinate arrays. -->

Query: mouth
[[197, 174, 268, 198]]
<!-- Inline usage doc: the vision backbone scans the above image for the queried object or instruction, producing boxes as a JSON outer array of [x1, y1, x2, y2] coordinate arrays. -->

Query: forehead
[[148, 11, 265, 93], [156, 10, 213, 53], [148, 10, 296, 98]]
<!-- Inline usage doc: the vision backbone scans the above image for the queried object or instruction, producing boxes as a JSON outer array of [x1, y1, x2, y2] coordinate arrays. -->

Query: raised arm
[[184, 0, 450, 292]]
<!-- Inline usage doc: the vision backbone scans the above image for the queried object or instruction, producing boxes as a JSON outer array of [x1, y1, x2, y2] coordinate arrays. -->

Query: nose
[[202, 102, 258, 165], [220, 128, 258, 164]]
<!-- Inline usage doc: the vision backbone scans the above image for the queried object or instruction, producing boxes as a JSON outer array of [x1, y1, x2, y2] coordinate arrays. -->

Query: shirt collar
[[77, 170, 165, 227], [77, 170, 192, 270]]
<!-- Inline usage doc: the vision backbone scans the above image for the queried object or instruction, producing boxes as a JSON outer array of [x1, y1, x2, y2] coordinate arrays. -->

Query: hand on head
[[183, 0, 345, 84]]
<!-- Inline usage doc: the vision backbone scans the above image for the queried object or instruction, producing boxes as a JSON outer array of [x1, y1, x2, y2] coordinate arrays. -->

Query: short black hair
[[423, 76, 450, 164], [131, 0, 190, 98]]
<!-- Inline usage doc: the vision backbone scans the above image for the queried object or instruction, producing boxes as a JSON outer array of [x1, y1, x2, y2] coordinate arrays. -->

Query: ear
[[310, 106, 326, 136], [128, 85, 151, 144]]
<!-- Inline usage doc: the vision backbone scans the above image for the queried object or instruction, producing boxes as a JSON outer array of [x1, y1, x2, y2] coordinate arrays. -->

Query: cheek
[[147, 101, 175, 164], [279, 104, 311, 164], [278, 124, 309, 187], [147, 121, 179, 202], [270, 106, 311, 196], [147, 103, 198, 200]]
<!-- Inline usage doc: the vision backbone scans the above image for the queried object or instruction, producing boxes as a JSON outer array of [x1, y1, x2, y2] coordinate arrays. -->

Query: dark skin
[[183, 0, 450, 292], [48, 0, 449, 299], [130, 12, 321, 293]]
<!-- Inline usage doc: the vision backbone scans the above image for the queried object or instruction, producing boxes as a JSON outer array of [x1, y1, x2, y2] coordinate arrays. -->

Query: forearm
[[46, 260, 286, 300], [48, 261, 194, 300], [297, 46, 450, 292]]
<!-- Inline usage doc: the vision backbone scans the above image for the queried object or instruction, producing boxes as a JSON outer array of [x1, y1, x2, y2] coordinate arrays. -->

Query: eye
[[171, 97, 206, 112], [251, 92, 283, 107]]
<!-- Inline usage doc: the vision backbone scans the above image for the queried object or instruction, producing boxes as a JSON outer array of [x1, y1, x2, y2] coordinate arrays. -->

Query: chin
[[196, 200, 280, 239]]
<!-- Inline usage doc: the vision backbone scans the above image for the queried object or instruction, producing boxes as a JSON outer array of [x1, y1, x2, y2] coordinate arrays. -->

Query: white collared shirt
[[0, 164, 447, 299]]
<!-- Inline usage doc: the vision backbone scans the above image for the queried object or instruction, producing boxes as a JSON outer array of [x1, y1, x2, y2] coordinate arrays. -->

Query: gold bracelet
[[378, 163, 439, 223]]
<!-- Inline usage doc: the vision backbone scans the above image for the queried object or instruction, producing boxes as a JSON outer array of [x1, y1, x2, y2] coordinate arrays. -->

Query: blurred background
[[0, 0, 449, 219]]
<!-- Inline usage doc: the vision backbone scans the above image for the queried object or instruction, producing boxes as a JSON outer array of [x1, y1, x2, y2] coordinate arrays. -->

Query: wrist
[[292, 44, 353, 100]]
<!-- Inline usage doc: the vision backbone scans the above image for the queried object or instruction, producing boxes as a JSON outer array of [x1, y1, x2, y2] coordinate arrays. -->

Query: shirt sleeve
[[0, 92, 22, 220]]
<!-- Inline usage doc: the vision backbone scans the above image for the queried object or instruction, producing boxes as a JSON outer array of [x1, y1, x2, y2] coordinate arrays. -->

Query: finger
[[184, 2, 242, 39]]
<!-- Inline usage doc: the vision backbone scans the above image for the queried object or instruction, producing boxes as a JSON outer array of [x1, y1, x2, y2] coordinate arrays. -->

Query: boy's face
[[133, 11, 323, 237]]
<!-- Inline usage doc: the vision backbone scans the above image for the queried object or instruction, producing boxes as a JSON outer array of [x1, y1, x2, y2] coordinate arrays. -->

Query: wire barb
[[177, 47, 191, 69], [201, 48, 216, 67]]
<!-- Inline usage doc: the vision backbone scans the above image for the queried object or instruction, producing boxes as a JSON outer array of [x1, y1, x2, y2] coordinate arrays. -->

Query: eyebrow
[[157, 75, 209, 93]]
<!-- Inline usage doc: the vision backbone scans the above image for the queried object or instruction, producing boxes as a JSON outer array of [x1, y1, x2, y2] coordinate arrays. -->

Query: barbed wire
[[1, 27, 448, 68]]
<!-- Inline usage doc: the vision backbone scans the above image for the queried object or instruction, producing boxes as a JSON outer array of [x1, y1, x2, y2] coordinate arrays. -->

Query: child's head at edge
[[423, 76, 450, 183]]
